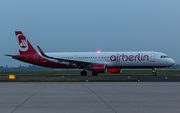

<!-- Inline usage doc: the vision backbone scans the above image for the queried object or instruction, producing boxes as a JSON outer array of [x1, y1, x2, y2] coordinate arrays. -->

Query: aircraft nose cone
[[169, 59, 175, 66]]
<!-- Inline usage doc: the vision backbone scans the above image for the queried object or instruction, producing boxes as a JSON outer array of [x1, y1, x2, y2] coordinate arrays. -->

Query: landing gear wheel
[[152, 68, 156, 76], [92, 72, 98, 76], [152, 72, 156, 76], [81, 71, 87, 76]]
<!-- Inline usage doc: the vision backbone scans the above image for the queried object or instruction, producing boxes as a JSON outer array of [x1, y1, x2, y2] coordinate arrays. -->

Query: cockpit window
[[160, 56, 169, 58]]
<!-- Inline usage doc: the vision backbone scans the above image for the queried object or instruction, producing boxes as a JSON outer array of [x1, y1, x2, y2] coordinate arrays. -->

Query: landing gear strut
[[152, 68, 156, 76], [92, 72, 98, 76], [81, 71, 87, 76]]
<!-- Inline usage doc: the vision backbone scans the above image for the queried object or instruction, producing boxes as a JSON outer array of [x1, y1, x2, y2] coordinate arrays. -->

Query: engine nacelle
[[91, 64, 107, 73], [107, 68, 122, 73]]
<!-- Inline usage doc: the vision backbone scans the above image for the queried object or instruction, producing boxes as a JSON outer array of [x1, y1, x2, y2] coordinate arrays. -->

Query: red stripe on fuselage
[[12, 53, 77, 68]]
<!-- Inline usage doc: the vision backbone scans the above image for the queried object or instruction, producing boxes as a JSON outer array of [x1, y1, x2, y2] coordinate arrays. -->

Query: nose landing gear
[[152, 68, 156, 76]]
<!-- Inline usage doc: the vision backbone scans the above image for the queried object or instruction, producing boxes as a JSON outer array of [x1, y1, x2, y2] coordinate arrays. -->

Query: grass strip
[[0, 77, 138, 82]]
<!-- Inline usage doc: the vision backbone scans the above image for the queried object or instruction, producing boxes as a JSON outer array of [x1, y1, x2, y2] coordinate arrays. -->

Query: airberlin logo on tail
[[110, 53, 149, 62], [20, 40, 27, 47], [17, 34, 28, 52]]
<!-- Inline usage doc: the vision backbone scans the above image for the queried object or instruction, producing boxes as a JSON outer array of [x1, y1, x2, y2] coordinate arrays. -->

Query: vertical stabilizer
[[15, 31, 37, 54]]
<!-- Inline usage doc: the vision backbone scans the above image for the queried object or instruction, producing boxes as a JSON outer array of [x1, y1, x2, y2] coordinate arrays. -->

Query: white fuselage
[[43, 51, 175, 68]]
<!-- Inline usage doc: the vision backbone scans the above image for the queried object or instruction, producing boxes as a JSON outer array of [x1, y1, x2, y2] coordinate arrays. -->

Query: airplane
[[5, 31, 175, 76]]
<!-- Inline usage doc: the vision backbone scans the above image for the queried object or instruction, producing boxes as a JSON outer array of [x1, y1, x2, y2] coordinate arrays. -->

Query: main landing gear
[[152, 68, 156, 76], [92, 72, 98, 76], [81, 71, 87, 76], [80, 71, 98, 76]]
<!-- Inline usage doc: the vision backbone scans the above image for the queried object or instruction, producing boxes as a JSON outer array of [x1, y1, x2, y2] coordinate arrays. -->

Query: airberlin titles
[[110, 53, 149, 62]]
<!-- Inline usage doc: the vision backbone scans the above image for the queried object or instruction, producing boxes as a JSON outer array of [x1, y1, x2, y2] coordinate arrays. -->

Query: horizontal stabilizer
[[4, 54, 27, 59]]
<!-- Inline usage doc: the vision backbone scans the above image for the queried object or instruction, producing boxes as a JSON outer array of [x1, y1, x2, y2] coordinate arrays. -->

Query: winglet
[[37, 46, 49, 58], [37, 46, 45, 56]]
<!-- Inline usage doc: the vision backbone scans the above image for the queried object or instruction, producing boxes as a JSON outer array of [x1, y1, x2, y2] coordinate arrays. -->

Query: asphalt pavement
[[1, 82, 180, 113]]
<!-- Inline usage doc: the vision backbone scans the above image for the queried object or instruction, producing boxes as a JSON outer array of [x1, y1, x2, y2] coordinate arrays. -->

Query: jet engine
[[107, 68, 122, 73], [91, 64, 107, 73]]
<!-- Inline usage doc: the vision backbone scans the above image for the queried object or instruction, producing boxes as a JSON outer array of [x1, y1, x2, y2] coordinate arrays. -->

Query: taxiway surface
[[2, 75, 180, 82], [1, 82, 180, 113]]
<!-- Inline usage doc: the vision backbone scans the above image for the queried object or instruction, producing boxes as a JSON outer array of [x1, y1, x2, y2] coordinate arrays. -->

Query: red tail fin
[[15, 31, 37, 54]]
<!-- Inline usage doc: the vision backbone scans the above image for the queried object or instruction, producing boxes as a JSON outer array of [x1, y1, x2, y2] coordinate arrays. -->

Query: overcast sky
[[0, 0, 180, 67]]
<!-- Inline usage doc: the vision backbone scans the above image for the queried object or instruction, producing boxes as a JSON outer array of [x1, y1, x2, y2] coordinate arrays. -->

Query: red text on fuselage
[[110, 53, 149, 62]]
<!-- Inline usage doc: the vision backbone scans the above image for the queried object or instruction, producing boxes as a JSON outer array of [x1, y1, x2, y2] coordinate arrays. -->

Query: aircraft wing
[[37, 46, 93, 67]]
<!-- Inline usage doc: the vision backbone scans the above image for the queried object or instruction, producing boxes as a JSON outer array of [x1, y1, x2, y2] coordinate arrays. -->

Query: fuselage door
[[75, 55, 79, 59], [34, 54, 39, 63], [150, 53, 155, 62]]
